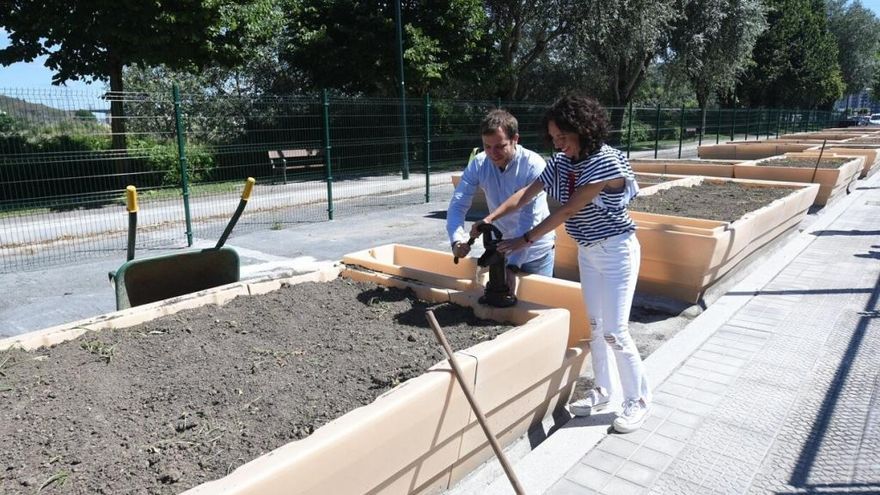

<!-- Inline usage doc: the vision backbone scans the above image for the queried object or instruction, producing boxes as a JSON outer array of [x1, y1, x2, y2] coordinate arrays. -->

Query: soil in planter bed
[[0, 278, 515, 495], [630, 182, 793, 222], [759, 157, 849, 168]]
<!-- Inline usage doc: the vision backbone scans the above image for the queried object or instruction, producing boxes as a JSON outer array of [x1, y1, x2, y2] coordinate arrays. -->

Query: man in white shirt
[[447, 109, 555, 281]]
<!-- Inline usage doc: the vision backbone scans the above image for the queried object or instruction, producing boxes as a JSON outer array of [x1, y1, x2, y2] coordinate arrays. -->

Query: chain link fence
[[0, 87, 843, 272]]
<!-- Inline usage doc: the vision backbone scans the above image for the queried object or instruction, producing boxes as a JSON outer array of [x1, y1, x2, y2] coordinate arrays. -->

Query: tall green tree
[[0, 0, 275, 150], [484, 0, 574, 99], [826, 0, 880, 97], [568, 0, 679, 128], [669, 0, 767, 130], [871, 52, 880, 103], [736, 0, 845, 109], [281, 0, 488, 97]]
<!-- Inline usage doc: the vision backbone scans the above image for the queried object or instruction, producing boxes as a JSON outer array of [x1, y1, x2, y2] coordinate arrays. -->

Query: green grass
[[0, 179, 249, 218], [38, 470, 70, 491], [80, 340, 116, 364]]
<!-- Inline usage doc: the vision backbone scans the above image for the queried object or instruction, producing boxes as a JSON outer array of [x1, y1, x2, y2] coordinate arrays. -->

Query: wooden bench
[[268, 149, 324, 183]]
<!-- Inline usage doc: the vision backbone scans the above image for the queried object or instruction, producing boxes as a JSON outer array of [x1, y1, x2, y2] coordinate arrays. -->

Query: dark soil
[[759, 157, 849, 168], [0, 278, 514, 495], [630, 182, 793, 222]]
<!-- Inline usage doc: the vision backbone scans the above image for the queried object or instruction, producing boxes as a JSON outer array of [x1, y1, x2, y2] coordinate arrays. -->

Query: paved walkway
[[462, 168, 880, 493]]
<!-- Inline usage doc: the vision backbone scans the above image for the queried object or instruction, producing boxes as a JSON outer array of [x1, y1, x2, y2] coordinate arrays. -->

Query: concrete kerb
[[446, 165, 880, 495]]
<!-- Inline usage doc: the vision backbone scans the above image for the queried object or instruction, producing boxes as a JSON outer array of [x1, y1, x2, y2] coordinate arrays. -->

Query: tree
[[281, 0, 489, 97], [0, 0, 276, 151], [826, 0, 880, 97], [871, 53, 880, 103], [736, 0, 845, 109], [669, 0, 767, 131], [569, 0, 679, 128], [483, 0, 574, 99]]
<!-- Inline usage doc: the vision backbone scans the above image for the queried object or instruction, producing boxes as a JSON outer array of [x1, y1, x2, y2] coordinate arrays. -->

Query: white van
[[870, 114, 880, 125]]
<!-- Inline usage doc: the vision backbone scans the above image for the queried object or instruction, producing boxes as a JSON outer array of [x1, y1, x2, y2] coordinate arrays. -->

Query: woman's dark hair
[[542, 94, 610, 157]]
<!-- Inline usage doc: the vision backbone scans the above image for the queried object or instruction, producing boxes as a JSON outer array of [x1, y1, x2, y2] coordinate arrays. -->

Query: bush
[[129, 139, 215, 186], [0, 111, 17, 133], [620, 119, 653, 144]]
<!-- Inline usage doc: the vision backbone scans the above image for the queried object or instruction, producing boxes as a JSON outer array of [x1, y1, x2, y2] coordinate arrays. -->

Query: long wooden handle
[[425, 310, 526, 495]]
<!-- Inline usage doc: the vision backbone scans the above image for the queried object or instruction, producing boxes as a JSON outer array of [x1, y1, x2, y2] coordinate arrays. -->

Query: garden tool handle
[[810, 139, 827, 184], [216, 177, 256, 249], [241, 176, 255, 201], [425, 310, 526, 495], [125, 185, 138, 261], [452, 236, 477, 264]]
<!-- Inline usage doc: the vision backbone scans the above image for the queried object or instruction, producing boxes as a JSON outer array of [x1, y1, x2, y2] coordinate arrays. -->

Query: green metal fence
[[0, 86, 844, 272]]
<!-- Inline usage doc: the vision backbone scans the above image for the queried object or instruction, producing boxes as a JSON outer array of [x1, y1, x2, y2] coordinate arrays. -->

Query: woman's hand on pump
[[497, 236, 528, 255]]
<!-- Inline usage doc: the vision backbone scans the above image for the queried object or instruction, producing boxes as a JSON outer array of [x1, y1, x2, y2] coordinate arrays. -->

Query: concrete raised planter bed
[[1, 251, 589, 495], [791, 147, 879, 179], [697, 142, 817, 160], [778, 131, 865, 141], [634, 172, 690, 188], [735, 153, 863, 205], [728, 140, 879, 178], [552, 177, 819, 303], [631, 158, 740, 178]]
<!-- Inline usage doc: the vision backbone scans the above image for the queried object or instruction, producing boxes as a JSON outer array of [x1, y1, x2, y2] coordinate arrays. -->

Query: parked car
[[844, 116, 871, 126], [870, 114, 880, 125]]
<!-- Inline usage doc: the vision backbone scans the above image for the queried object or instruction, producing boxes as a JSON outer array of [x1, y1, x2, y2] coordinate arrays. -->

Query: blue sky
[[3, 1, 880, 99], [0, 31, 98, 92]]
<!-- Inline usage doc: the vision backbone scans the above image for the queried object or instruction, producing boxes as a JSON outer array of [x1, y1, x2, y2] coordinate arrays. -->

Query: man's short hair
[[480, 109, 518, 139]]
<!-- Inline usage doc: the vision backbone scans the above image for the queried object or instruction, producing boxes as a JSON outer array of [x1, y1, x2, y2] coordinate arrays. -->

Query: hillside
[[0, 94, 76, 123]]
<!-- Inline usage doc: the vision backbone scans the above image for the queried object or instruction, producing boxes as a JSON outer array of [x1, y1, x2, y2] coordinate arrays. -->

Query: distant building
[[834, 89, 880, 113]]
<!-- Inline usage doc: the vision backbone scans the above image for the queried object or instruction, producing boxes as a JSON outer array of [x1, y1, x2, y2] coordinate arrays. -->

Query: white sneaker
[[613, 399, 651, 433], [569, 387, 610, 417]]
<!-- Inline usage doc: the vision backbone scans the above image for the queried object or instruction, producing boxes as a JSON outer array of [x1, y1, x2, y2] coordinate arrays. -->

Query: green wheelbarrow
[[109, 178, 256, 310]]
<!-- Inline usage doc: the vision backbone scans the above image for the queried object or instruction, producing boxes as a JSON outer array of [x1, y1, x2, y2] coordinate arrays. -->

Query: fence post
[[776, 110, 781, 138], [626, 101, 634, 158], [653, 104, 661, 159], [730, 108, 736, 142], [172, 83, 193, 247], [496, 97, 502, 109], [322, 90, 334, 220], [677, 104, 685, 159], [424, 93, 431, 203], [716, 107, 722, 144], [697, 107, 703, 147], [744, 107, 750, 140]]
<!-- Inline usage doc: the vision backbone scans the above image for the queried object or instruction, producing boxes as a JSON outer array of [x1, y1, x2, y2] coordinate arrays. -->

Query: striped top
[[539, 144, 638, 246]]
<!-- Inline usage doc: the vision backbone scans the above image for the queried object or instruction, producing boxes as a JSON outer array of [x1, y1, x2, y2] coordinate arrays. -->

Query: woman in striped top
[[472, 94, 651, 433]]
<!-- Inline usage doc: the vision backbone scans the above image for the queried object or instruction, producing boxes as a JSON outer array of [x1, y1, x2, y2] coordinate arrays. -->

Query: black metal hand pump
[[475, 223, 516, 308]]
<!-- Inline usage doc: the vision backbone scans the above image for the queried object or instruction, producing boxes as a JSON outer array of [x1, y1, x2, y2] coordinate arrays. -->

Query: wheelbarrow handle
[[126, 185, 138, 261], [216, 177, 256, 249], [241, 176, 255, 201]]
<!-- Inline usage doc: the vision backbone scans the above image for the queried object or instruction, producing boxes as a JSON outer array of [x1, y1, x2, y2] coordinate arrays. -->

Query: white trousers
[[577, 231, 651, 403]]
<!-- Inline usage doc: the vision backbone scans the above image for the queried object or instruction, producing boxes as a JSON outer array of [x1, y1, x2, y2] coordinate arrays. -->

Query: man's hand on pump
[[452, 240, 472, 259]]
